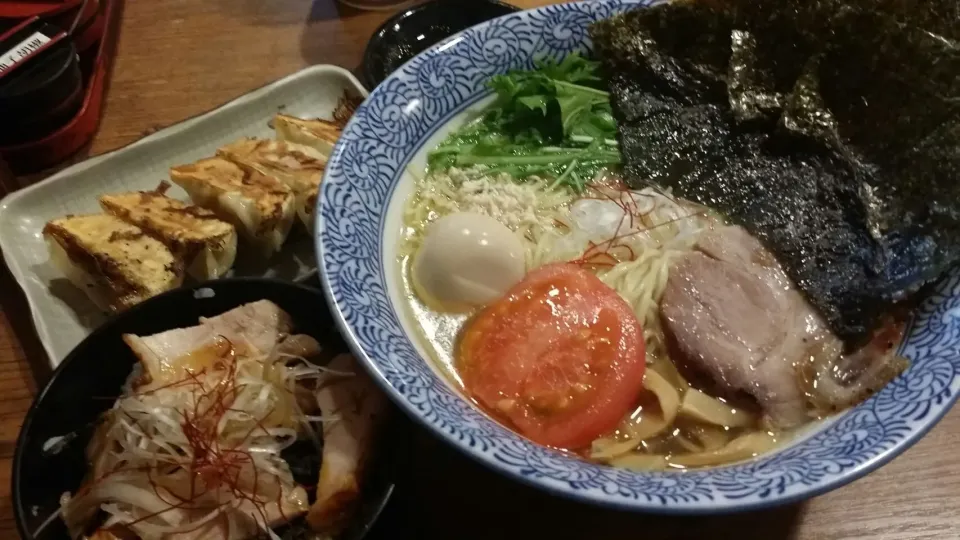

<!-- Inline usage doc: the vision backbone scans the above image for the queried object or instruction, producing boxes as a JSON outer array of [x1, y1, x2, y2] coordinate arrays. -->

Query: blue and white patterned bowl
[[317, 0, 960, 512]]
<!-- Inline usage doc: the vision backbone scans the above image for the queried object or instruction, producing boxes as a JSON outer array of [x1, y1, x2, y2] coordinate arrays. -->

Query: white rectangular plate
[[0, 65, 367, 366]]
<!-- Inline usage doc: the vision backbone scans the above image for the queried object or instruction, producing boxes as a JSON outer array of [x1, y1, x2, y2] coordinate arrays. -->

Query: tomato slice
[[457, 263, 647, 450]]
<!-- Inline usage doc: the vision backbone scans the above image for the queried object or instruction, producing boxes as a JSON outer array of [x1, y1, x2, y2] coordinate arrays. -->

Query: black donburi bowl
[[13, 278, 396, 540], [362, 0, 521, 89]]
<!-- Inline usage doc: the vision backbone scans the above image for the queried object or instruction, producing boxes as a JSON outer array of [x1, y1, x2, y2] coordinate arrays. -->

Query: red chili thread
[[570, 186, 704, 270], [76, 336, 300, 535]]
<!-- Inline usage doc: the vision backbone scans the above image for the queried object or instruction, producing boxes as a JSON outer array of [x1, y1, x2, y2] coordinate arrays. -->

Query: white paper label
[[0, 31, 52, 76]]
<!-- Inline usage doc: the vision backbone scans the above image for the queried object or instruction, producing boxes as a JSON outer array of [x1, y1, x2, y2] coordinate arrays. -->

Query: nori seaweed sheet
[[591, 0, 960, 348]]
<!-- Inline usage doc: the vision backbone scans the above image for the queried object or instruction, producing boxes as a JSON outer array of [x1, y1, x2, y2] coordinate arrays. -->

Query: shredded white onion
[[304, 414, 342, 424], [61, 341, 331, 539]]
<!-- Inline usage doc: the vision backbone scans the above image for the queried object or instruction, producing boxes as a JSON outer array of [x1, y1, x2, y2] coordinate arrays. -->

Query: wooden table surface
[[2, 1, 959, 539]]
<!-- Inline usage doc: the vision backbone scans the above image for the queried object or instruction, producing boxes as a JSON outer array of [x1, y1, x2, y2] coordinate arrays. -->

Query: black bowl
[[361, 0, 521, 89], [13, 278, 397, 540], [0, 26, 83, 146]]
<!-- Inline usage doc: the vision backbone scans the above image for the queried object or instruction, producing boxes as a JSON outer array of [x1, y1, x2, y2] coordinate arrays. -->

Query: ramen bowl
[[316, 0, 960, 512]]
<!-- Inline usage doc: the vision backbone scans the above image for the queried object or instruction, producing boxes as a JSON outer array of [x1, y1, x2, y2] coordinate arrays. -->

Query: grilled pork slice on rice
[[308, 354, 386, 534], [61, 301, 386, 540]]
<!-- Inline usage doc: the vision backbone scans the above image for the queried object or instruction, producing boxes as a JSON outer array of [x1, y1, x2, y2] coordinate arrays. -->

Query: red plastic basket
[[0, 0, 83, 20], [0, 0, 121, 174]]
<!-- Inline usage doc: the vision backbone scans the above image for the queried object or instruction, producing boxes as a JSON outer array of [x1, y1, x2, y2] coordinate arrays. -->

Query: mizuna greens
[[427, 54, 620, 192]]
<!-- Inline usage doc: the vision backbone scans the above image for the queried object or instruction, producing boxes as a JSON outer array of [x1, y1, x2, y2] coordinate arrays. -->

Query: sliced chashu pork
[[123, 299, 293, 388], [158, 484, 309, 540], [661, 225, 836, 428], [76, 479, 309, 540], [308, 353, 385, 534], [662, 224, 908, 426]]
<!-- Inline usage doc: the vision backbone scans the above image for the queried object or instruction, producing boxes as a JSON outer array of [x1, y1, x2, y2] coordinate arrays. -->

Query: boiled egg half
[[412, 212, 526, 312]]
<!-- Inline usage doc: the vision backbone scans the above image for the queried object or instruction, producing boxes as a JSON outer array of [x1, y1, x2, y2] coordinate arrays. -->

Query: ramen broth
[[397, 47, 909, 469], [397, 165, 800, 470]]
